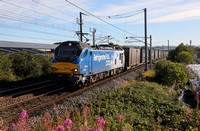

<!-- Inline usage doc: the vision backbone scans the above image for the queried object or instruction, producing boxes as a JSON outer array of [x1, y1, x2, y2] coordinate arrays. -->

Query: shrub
[[9, 51, 37, 78], [0, 53, 15, 82], [154, 60, 188, 86], [9, 51, 52, 79], [176, 51, 193, 64]]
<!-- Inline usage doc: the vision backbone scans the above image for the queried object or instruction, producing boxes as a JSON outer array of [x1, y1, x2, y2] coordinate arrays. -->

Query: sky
[[0, 0, 200, 47]]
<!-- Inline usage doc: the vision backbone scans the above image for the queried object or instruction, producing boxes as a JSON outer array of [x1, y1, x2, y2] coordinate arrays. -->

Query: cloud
[[150, 9, 200, 23]]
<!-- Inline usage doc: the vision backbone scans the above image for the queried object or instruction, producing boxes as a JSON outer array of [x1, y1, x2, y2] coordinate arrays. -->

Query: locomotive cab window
[[82, 49, 88, 58]]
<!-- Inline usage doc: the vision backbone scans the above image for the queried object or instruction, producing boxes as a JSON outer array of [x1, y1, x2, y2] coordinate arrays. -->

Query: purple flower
[[20, 109, 28, 119], [196, 120, 199, 124], [118, 115, 122, 121], [64, 119, 73, 127], [56, 126, 64, 131]]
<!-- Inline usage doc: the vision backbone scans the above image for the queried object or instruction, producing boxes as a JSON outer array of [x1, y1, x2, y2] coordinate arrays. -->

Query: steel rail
[[4, 64, 145, 123], [0, 83, 56, 102], [0, 80, 51, 94], [4, 58, 164, 123], [0, 87, 65, 112]]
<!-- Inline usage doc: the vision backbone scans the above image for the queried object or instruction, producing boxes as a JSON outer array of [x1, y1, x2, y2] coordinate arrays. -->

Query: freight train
[[51, 41, 167, 87]]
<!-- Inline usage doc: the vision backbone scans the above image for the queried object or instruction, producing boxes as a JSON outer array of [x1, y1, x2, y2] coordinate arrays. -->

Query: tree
[[176, 51, 193, 64], [167, 43, 194, 63]]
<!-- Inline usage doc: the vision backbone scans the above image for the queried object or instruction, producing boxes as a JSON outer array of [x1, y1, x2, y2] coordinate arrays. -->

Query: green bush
[[86, 82, 188, 130], [9, 51, 52, 79], [0, 53, 15, 82], [176, 51, 193, 64], [9, 51, 37, 78], [0, 51, 52, 85], [154, 60, 188, 86]]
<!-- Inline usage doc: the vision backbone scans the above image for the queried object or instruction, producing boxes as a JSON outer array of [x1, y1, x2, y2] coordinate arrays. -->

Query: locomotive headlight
[[52, 67, 58, 71], [71, 68, 78, 72]]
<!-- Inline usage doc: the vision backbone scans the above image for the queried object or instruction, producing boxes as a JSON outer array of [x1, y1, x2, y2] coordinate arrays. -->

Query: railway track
[[1, 58, 162, 124], [0, 80, 54, 101], [1, 63, 146, 124]]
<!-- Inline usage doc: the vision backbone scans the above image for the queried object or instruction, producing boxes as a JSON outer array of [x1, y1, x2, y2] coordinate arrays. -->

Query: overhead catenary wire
[[0, 15, 75, 32], [65, 0, 144, 43], [0, 33, 66, 41], [0, 9, 74, 31], [0, 0, 73, 23], [32, 0, 76, 18], [0, 24, 77, 38], [108, 10, 144, 19]]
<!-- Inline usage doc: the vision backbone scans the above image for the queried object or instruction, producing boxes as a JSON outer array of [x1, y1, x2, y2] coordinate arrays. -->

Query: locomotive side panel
[[91, 50, 124, 75]]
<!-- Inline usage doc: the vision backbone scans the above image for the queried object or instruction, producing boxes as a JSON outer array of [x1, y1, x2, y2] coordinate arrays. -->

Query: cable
[[0, 9, 74, 30], [32, 0, 76, 18], [0, 0, 72, 23], [0, 33, 67, 41], [65, 0, 144, 43], [0, 24, 76, 38], [0, 15, 75, 32], [108, 10, 144, 19]]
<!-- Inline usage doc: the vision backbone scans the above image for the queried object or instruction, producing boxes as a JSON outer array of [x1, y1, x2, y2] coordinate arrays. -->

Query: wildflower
[[186, 109, 189, 113], [97, 117, 106, 126], [196, 92, 199, 95], [190, 109, 193, 112], [196, 120, 199, 124], [85, 106, 89, 109], [186, 114, 188, 118], [97, 117, 101, 123], [87, 126, 92, 131], [189, 118, 192, 122], [20, 109, 28, 119], [64, 119, 73, 127], [181, 119, 185, 122], [118, 115, 122, 121], [12, 123, 16, 128], [56, 126, 64, 131]]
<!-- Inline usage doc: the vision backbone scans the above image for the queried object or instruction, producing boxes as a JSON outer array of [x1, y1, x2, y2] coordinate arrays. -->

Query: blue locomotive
[[51, 41, 125, 86]]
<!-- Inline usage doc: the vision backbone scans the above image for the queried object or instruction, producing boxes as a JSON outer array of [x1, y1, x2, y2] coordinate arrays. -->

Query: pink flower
[[64, 119, 73, 127], [196, 120, 199, 124], [85, 106, 89, 109], [118, 115, 122, 121], [196, 92, 199, 95], [56, 126, 64, 131], [87, 128, 92, 131], [190, 109, 193, 112], [97, 117, 101, 123], [20, 109, 28, 119], [189, 118, 192, 122], [12, 123, 16, 128], [186, 114, 188, 118], [186, 109, 189, 113], [181, 119, 185, 122], [97, 117, 106, 126]]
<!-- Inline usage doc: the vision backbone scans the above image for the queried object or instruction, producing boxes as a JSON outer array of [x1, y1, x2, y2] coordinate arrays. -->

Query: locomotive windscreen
[[55, 46, 81, 62]]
